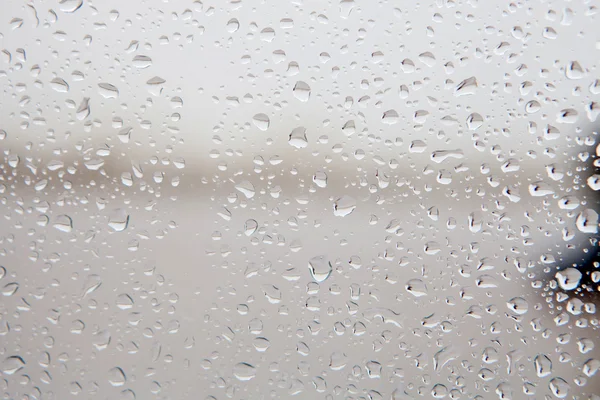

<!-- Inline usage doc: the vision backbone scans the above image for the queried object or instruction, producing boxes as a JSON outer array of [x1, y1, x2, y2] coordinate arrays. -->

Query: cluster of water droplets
[[1, 0, 599, 399]]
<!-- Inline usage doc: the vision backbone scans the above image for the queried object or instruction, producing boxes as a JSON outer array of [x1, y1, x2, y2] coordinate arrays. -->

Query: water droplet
[[525, 100, 541, 114], [454, 76, 478, 96], [566, 61, 584, 79], [118, 127, 132, 143], [76, 97, 90, 120], [308, 255, 333, 283], [252, 337, 270, 352], [431, 384, 448, 399], [576, 209, 598, 233], [50, 77, 69, 92], [534, 354, 552, 377], [252, 113, 270, 131], [329, 352, 347, 370], [53, 214, 73, 232], [495, 383, 513, 399], [59, 0, 83, 13], [433, 346, 458, 371], [132, 55, 152, 69], [556, 108, 578, 123], [226, 18, 240, 32], [312, 171, 327, 188], [2, 356, 25, 375], [382, 109, 399, 125], [506, 297, 529, 315], [233, 362, 256, 381], [342, 120, 356, 136], [108, 367, 126, 386], [116, 294, 134, 310], [2, 282, 19, 297], [405, 279, 428, 297], [583, 358, 599, 377], [293, 81, 311, 102], [146, 76, 166, 96], [548, 377, 570, 398], [244, 219, 258, 236], [92, 330, 111, 351], [333, 195, 356, 217], [261, 284, 281, 303], [98, 83, 119, 98], [289, 127, 308, 148], [108, 209, 130, 232], [555, 268, 582, 291], [235, 181, 256, 199]]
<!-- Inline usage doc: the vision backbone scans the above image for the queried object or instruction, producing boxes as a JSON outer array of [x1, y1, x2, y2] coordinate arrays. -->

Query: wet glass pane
[[1, 0, 599, 399]]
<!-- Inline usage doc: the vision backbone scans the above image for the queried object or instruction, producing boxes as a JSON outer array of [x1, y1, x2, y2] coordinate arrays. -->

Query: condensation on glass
[[0, 0, 599, 399]]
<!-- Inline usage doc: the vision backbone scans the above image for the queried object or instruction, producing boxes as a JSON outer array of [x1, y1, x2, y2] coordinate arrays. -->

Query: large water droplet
[[289, 127, 308, 148], [244, 219, 258, 236], [261, 284, 281, 303], [381, 109, 399, 125], [50, 77, 69, 92], [405, 279, 428, 297], [576, 209, 598, 233], [506, 297, 529, 315], [108, 367, 126, 386], [252, 113, 270, 131], [235, 181, 256, 199], [98, 83, 119, 98], [226, 18, 240, 32], [233, 362, 256, 381], [2, 356, 25, 375], [308, 255, 333, 283], [555, 268, 582, 291], [76, 97, 90, 120], [132, 55, 152, 69], [293, 81, 311, 102], [333, 195, 356, 217], [454, 76, 478, 96], [548, 377, 570, 398], [53, 214, 73, 232], [108, 209, 130, 232], [534, 354, 552, 377]]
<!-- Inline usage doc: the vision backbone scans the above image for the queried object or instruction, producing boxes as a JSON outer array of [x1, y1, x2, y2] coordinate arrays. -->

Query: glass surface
[[1, 0, 599, 399]]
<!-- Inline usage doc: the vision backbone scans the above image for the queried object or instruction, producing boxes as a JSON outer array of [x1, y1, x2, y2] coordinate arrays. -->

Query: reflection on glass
[[1, 0, 599, 399]]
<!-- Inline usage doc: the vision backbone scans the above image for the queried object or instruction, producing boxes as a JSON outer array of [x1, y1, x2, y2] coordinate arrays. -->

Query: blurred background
[[1, 0, 599, 399]]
